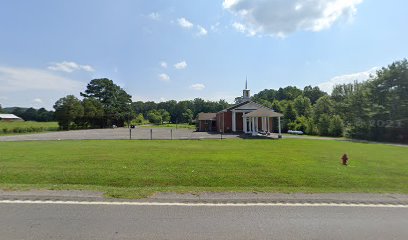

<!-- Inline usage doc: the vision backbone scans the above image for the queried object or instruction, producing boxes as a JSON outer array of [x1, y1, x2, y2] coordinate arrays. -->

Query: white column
[[278, 117, 281, 135], [232, 110, 236, 132], [263, 117, 267, 131], [267, 117, 270, 132], [243, 116, 247, 133], [252, 117, 256, 135]]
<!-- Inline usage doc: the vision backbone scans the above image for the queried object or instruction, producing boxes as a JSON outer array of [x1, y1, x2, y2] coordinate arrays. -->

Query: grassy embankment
[[0, 139, 407, 198], [0, 121, 59, 136]]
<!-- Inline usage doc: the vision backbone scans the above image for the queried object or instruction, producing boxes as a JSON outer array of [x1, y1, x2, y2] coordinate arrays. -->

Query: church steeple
[[242, 77, 251, 101]]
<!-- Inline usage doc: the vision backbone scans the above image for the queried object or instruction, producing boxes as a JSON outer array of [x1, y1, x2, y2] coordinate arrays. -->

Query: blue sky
[[0, 0, 407, 109]]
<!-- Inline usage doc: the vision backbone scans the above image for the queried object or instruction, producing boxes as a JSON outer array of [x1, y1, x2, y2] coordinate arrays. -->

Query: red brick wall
[[216, 113, 222, 132], [224, 111, 232, 133], [216, 111, 232, 133], [236, 112, 243, 131], [258, 118, 262, 130]]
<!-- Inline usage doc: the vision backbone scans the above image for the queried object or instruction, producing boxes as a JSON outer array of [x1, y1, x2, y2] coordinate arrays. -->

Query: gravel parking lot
[[0, 128, 242, 141]]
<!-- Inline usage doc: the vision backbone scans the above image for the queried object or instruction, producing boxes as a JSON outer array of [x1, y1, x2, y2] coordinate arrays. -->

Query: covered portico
[[242, 109, 283, 136]]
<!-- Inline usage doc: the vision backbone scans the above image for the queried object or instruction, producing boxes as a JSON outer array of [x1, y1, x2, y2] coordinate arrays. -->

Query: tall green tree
[[282, 101, 297, 131], [303, 86, 327, 104], [313, 95, 334, 122], [182, 109, 194, 124], [80, 78, 132, 127], [159, 109, 171, 123], [79, 98, 105, 128], [294, 95, 312, 117], [328, 115, 345, 137], [54, 95, 84, 130], [317, 114, 331, 136], [283, 102, 297, 122]]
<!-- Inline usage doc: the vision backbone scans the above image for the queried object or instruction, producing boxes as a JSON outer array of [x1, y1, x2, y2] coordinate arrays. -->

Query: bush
[[131, 114, 148, 125]]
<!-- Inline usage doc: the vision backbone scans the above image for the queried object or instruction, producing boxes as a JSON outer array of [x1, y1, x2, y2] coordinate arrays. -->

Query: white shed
[[0, 114, 23, 122]]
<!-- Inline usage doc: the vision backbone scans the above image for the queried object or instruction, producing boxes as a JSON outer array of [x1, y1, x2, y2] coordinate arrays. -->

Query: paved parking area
[[0, 128, 242, 141]]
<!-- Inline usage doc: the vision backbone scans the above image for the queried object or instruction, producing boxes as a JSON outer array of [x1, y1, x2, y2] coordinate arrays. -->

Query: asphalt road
[[1, 202, 407, 240]]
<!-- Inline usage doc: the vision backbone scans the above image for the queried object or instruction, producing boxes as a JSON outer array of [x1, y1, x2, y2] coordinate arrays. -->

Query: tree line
[[1, 107, 55, 122], [52, 78, 230, 130], [252, 59, 407, 143], [131, 99, 229, 125]]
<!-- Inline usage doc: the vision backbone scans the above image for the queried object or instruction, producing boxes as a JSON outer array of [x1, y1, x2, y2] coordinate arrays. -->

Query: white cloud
[[196, 25, 208, 36], [0, 65, 84, 92], [223, 0, 363, 37], [33, 98, 43, 103], [190, 83, 205, 91], [174, 61, 187, 70], [232, 22, 246, 33], [232, 22, 256, 36], [318, 67, 379, 93], [177, 17, 194, 29], [148, 12, 160, 21], [48, 61, 95, 73], [158, 73, 170, 82], [211, 22, 221, 32], [160, 61, 168, 68]]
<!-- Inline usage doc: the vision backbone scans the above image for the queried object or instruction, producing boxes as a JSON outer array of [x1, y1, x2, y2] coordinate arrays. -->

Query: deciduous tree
[[54, 95, 84, 130]]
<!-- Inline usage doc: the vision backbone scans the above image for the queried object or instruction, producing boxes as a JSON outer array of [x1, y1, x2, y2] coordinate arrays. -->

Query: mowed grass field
[[0, 139, 407, 198], [0, 121, 59, 135]]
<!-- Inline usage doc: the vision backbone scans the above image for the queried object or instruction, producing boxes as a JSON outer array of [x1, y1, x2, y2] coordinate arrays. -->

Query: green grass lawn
[[0, 121, 59, 135], [140, 123, 196, 130], [0, 139, 407, 198]]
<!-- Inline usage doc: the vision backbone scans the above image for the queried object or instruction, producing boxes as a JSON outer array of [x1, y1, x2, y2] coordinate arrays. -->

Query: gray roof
[[0, 114, 22, 119], [197, 112, 216, 121], [225, 100, 251, 111], [243, 109, 284, 118]]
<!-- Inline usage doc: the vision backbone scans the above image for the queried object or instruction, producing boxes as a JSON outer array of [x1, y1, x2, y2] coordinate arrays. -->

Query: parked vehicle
[[288, 130, 304, 135]]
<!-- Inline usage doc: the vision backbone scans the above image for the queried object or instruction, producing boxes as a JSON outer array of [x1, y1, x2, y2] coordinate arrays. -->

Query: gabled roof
[[0, 114, 22, 119], [220, 100, 273, 112], [243, 109, 284, 118], [197, 112, 216, 121], [225, 100, 251, 111]]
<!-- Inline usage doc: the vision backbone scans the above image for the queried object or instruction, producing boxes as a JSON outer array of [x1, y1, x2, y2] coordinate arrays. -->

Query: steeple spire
[[242, 76, 251, 101]]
